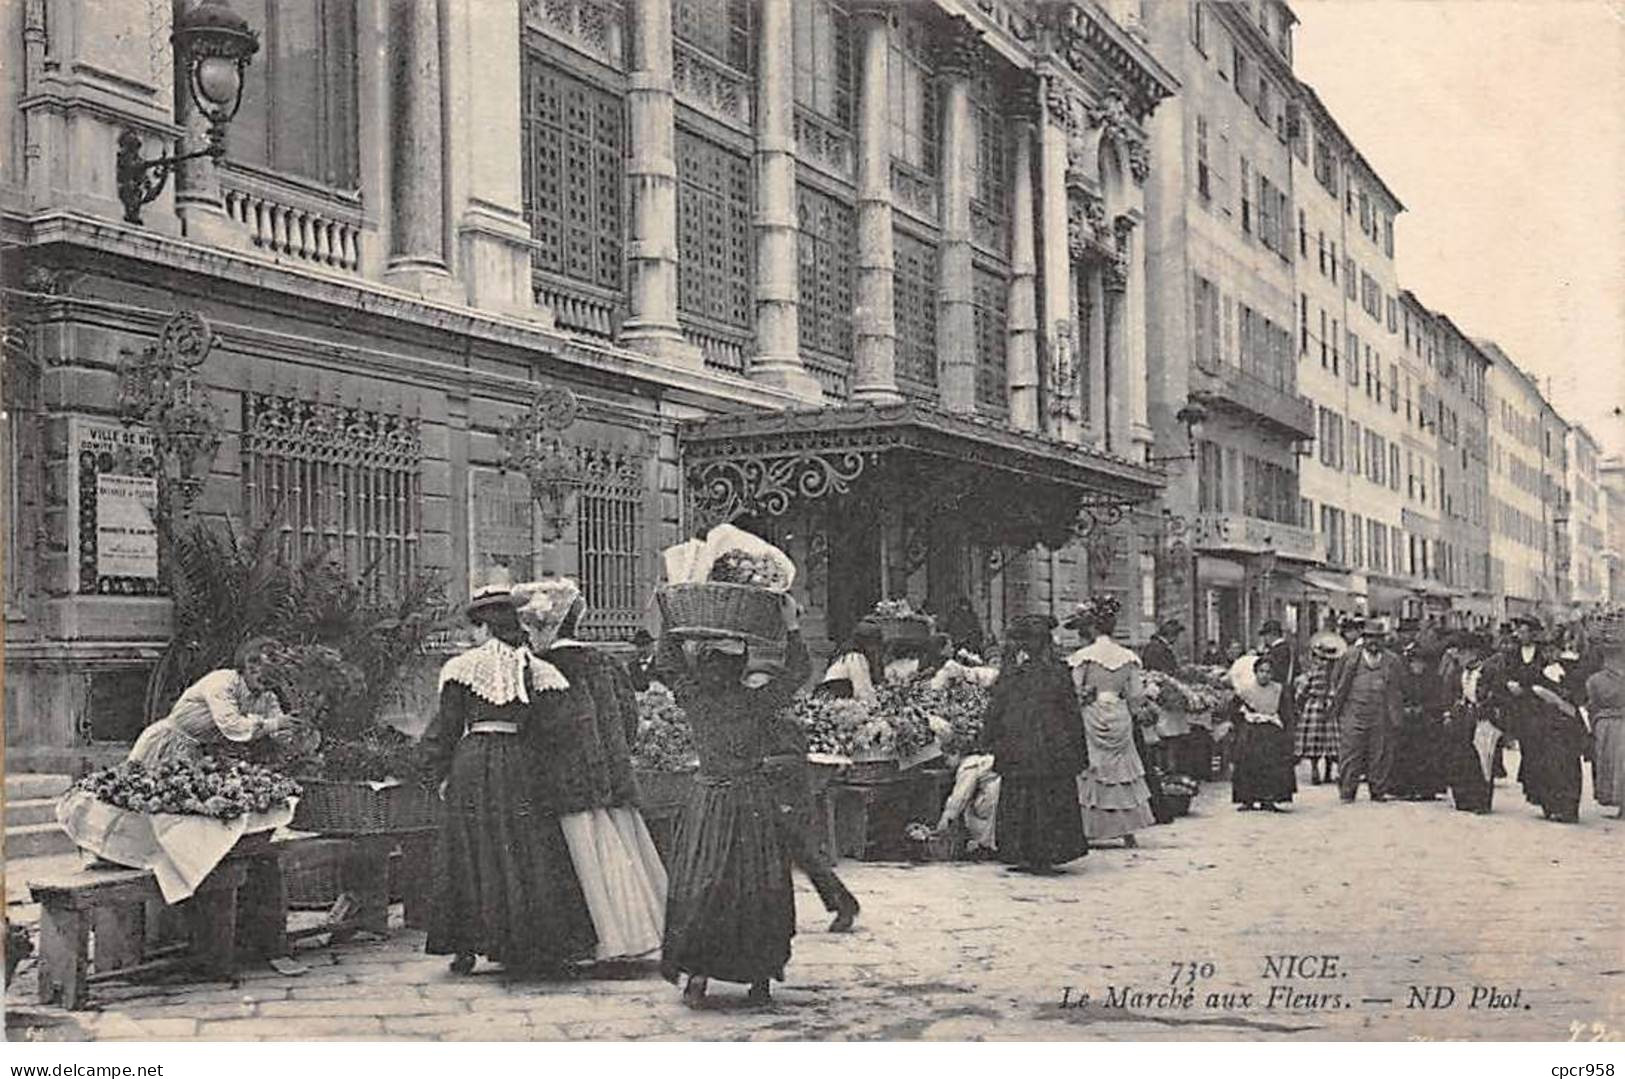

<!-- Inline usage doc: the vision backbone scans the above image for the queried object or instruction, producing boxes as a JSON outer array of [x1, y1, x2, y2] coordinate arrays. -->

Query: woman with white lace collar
[[420, 585, 595, 976], [513, 578, 669, 965], [1067, 596, 1157, 848]]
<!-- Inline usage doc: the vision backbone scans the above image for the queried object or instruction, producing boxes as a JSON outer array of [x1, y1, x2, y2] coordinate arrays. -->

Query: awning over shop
[[679, 401, 1167, 551], [1302, 570, 1354, 594]]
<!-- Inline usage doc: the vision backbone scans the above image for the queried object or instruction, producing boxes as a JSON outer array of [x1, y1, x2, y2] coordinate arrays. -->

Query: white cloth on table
[[558, 806, 669, 961], [55, 787, 294, 903]]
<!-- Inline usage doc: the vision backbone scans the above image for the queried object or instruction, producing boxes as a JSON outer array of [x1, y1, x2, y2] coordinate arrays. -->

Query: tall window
[[1389, 444, 1401, 492], [888, 10, 938, 174], [1193, 274, 1220, 368], [972, 266, 1009, 412], [793, 0, 852, 124], [1198, 440, 1225, 512], [241, 391, 423, 600], [1240, 157, 1252, 234], [1351, 512, 1365, 566], [968, 71, 1010, 258], [1299, 293, 1309, 355], [522, 58, 626, 299], [674, 0, 752, 69], [575, 447, 649, 641], [797, 184, 856, 394], [894, 230, 939, 392], [676, 129, 754, 342], [1195, 115, 1211, 201], [1350, 420, 1363, 475], [229, 0, 359, 187]]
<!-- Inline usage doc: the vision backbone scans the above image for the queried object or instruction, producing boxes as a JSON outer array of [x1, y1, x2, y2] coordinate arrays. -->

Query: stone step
[[4, 797, 58, 829], [5, 821, 76, 860], [4, 773, 71, 801]]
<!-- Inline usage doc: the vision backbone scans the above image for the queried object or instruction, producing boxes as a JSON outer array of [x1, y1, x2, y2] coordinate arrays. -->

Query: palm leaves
[[147, 514, 452, 755]]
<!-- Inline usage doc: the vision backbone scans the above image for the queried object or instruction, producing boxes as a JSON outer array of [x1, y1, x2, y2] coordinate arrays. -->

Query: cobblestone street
[[8, 764, 1623, 1042]]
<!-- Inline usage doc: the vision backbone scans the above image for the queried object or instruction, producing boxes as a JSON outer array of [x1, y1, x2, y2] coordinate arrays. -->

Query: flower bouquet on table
[[631, 682, 699, 773], [873, 684, 943, 769], [789, 694, 868, 759], [57, 757, 302, 903], [912, 682, 991, 759]]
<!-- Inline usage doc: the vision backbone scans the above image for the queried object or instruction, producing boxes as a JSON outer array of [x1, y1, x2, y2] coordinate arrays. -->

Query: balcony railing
[[1192, 356, 1316, 440], [533, 272, 620, 340], [221, 165, 363, 274], [1191, 511, 1323, 562], [681, 317, 749, 375]]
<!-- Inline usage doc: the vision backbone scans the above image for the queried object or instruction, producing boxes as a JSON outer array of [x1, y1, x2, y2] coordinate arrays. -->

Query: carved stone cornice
[[1038, 1, 1177, 122], [937, 14, 985, 80]]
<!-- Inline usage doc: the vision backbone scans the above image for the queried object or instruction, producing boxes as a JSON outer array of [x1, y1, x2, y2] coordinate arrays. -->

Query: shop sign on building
[[68, 418, 162, 595]]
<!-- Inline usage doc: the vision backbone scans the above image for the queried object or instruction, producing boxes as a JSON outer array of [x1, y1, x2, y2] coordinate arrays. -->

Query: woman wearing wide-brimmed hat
[[1066, 596, 1156, 848], [1293, 632, 1345, 784], [512, 577, 670, 964], [983, 614, 1088, 874], [420, 586, 596, 975]]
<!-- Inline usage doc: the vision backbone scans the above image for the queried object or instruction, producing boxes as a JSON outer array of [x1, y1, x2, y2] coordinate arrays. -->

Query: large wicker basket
[[289, 778, 439, 835], [656, 582, 786, 650]]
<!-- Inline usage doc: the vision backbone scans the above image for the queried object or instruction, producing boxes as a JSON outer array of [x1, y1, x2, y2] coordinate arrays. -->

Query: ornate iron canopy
[[681, 400, 1165, 553]]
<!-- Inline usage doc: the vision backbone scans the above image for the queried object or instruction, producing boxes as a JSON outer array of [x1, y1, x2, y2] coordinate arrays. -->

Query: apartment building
[[1142, 0, 1316, 654], [1429, 310, 1494, 623], [1566, 424, 1607, 612], [1481, 341, 1557, 620]]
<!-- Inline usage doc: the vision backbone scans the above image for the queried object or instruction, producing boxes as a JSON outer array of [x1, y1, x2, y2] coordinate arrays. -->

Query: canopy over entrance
[[680, 402, 1167, 642], [680, 401, 1166, 550]]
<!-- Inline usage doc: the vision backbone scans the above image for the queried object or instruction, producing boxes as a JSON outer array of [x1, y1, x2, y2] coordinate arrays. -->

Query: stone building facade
[[1481, 340, 1562, 621], [1564, 425, 1607, 613], [1140, 0, 1316, 657], [0, 0, 1172, 760]]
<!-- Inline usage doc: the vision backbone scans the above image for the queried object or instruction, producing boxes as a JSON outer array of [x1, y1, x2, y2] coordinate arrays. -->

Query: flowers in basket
[[76, 757, 301, 820], [708, 549, 791, 590], [912, 682, 990, 757], [789, 695, 870, 757], [872, 598, 921, 621], [1160, 774, 1200, 797], [632, 683, 700, 773], [872, 685, 940, 757]]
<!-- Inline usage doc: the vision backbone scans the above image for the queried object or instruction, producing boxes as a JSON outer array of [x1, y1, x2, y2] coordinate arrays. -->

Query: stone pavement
[[7, 763, 1623, 1042]]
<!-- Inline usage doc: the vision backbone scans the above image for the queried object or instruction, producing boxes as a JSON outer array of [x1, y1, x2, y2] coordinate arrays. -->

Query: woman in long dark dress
[[1442, 634, 1495, 814], [983, 615, 1088, 874], [421, 587, 597, 975], [657, 595, 809, 1008], [1390, 646, 1448, 800], [1227, 655, 1296, 811]]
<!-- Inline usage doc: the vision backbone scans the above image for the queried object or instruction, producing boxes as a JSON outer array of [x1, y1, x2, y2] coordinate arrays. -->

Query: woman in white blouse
[[129, 637, 302, 766]]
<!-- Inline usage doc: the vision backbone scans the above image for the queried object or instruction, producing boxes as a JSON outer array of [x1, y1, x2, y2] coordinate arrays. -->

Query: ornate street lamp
[[1146, 401, 1208, 467], [117, 0, 259, 225], [498, 383, 584, 542], [117, 311, 224, 516]]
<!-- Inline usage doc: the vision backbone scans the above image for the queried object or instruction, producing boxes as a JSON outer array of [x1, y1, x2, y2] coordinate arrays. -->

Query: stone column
[[750, 0, 820, 400], [1037, 77, 1077, 440], [622, 0, 701, 365], [385, 0, 452, 291], [1104, 215, 1134, 455], [851, 3, 901, 405], [1006, 82, 1040, 433], [444, 0, 546, 320], [935, 17, 979, 413]]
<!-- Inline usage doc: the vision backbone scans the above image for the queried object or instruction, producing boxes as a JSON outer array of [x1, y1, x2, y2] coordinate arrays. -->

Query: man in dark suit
[[1258, 619, 1298, 730], [1142, 619, 1183, 673], [1325, 618, 1405, 802]]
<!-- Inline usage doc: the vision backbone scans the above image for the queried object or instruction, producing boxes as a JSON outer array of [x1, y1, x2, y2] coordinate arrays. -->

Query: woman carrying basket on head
[[654, 530, 808, 1008]]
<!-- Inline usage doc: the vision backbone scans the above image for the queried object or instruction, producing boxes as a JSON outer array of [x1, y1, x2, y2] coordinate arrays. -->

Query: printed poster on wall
[[69, 417, 164, 595]]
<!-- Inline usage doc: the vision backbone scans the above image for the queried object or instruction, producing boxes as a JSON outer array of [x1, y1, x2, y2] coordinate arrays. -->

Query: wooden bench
[[27, 831, 436, 1009]]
